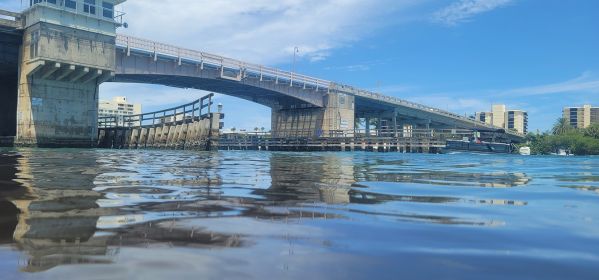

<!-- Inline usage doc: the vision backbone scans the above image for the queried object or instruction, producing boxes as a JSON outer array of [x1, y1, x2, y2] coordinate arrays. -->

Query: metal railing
[[115, 34, 523, 138], [98, 93, 214, 129], [116, 35, 330, 89]]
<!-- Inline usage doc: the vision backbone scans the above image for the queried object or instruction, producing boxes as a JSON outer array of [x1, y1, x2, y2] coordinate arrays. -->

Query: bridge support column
[[14, 7, 118, 147], [271, 92, 354, 138]]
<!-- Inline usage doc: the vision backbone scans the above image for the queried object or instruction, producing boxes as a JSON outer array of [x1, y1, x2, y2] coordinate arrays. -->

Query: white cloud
[[409, 95, 492, 115], [433, 0, 513, 26], [118, 0, 420, 65], [499, 72, 599, 96]]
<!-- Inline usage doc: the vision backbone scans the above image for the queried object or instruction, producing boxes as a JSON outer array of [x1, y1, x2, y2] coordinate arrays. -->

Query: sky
[[2, 0, 598, 132]]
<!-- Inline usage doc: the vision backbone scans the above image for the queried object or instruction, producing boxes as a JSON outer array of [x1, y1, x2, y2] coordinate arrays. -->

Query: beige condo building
[[563, 105, 599, 128], [474, 104, 528, 134]]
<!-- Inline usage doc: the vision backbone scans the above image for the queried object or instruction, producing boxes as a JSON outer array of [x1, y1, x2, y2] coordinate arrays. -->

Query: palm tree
[[584, 124, 599, 139], [552, 118, 572, 135]]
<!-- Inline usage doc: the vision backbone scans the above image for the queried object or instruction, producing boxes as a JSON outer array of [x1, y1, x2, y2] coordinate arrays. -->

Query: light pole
[[291, 46, 299, 87]]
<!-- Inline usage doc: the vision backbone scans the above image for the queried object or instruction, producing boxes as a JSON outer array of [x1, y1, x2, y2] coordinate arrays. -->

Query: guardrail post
[[153, 42, 157, 61], [259, 66, 263, 82]]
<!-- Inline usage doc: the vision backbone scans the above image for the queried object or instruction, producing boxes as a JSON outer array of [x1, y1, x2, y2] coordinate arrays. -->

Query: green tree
[[552, 118, 573, 135], [583, 123, 599, 139]]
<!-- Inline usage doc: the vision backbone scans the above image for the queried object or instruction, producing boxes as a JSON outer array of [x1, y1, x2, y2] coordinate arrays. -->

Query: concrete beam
[[97, 71, 115, 84], [81, 69, 103, 84], [56, 65, 76, 81], [26, 60, 46, 78], [69, 67, 89, 82], [40, 63, 61, 80]]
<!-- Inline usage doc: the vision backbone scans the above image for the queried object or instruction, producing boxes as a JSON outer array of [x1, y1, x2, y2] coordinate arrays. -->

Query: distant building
[[475, 104, 528, 134], [475, 112, 493, 125], [563, 104, 599, 128], [99, 96, 142, 126], [506, 110, 528, 134]]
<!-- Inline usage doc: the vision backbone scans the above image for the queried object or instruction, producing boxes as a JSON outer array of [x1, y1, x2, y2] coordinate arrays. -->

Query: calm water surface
[[0, 149, 598, 279]]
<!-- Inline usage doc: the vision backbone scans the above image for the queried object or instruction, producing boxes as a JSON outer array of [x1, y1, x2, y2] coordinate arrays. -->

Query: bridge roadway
[[113, 34, 524, 141]]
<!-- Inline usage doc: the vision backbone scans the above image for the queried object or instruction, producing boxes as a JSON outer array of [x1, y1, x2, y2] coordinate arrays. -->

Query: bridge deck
[[115, 34, 524, 140]]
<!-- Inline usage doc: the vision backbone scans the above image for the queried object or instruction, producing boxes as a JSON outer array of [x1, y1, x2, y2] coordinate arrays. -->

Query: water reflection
[[1, 150, 597, 278]]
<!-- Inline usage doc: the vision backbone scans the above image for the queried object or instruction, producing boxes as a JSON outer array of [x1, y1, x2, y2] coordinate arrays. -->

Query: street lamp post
[[291, 46, 299, 87]]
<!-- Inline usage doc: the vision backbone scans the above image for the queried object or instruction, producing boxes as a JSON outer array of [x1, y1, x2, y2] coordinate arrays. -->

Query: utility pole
[[290, 46, 299, 87], [292, 46, 299, 73]]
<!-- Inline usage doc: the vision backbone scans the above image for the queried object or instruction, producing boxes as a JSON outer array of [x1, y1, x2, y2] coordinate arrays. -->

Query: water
[[0, 149, 598, 280]]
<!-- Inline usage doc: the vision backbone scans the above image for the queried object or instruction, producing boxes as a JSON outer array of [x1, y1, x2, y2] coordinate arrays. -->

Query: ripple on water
[[0, 149, 598, 278]]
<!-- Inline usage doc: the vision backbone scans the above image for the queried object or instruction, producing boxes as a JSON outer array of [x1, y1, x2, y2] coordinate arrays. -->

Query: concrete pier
[[14, 2, 121, 147]]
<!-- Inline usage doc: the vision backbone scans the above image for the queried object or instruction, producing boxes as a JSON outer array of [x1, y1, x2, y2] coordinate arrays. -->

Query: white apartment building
[[98, 96, 142, 126]]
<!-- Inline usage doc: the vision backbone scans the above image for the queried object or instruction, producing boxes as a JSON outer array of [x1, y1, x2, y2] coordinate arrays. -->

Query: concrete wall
[[16, 22, 115, 147], [272, 92, 355, 138]]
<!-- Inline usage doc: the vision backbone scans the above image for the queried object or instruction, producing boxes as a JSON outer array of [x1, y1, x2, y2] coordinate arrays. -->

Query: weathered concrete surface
[[271, 93, 354, 137], [15, 22, 116, 147]]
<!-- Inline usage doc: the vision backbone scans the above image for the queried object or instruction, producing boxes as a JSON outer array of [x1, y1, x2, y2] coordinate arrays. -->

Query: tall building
[[475, 112, 493, 125], [563, 105, 599, 128], [492, 104, 507, 128], [506, 110, 528, 134], [474, 104, 528, 134], [99, 96, 142, 126]]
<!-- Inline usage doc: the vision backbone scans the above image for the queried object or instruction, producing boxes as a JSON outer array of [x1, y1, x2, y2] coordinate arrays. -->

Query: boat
[[443, 138, 513, 154], [519, 146, 531, 155], [551, 149, 574, 156]]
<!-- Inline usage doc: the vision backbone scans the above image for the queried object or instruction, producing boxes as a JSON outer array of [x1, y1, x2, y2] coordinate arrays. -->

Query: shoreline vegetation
[[523, 118, 599, 155]]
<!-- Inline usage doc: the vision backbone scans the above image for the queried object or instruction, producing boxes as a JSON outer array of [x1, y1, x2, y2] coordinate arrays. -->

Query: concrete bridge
[[0, 1, 523, 147]]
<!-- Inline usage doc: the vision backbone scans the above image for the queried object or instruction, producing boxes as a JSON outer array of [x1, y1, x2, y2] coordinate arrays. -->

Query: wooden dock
[[219, 129, 475, 153]]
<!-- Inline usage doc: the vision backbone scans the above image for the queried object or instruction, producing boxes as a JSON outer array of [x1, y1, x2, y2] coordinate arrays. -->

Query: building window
[[102, 2, 114, 18], [84, 0, 96, 15], [65, 0, 77, 9], [31, 0, 56, 6]]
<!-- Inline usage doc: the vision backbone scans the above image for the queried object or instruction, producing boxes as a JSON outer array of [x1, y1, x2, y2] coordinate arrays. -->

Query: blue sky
[[3, 0, 598, 132]]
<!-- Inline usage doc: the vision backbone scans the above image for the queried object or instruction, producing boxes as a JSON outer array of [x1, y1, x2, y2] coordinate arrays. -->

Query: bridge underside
[[115, 50, 352, 138], [113, 74, 316, 109], [356, 96, 470, 129]]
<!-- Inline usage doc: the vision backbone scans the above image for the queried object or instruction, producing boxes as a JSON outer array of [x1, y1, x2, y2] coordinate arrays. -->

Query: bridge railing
[[116, 35, 330, 89], [99, 93, 214, 129]]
